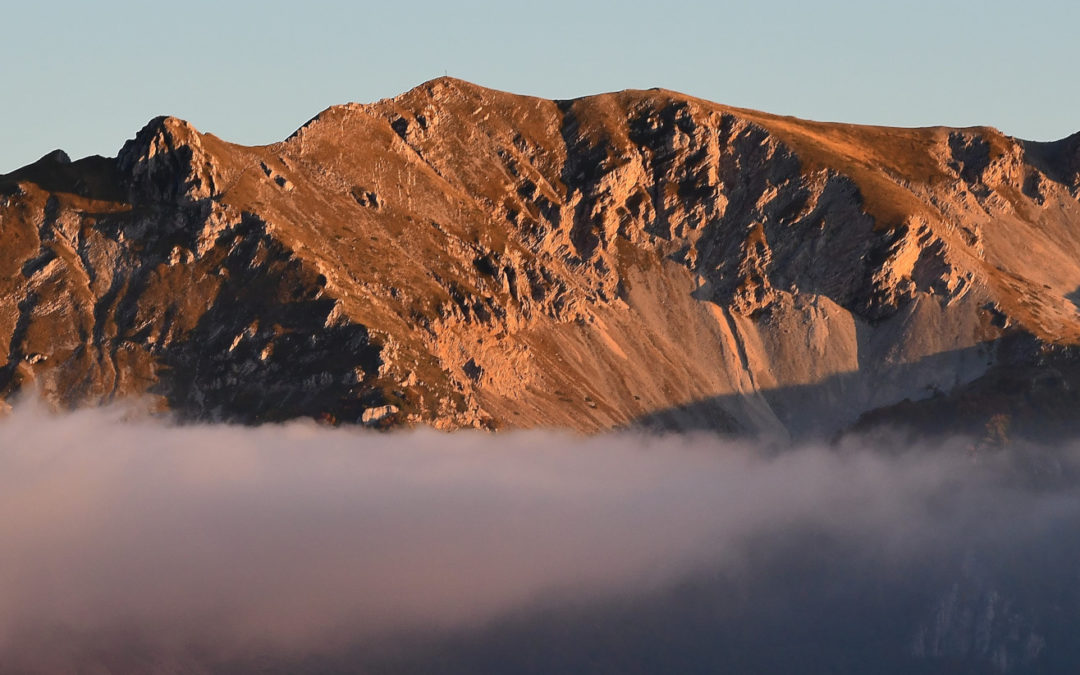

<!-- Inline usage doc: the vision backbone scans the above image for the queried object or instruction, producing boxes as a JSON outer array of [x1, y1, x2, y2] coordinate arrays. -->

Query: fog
[[2, 403, 1080, 673]]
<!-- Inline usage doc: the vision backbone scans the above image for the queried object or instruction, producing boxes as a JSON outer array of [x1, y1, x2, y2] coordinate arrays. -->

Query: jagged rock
[[117, 116, 221, 204], [361, 404, 399, 425], [2, 78, 1080, 435]]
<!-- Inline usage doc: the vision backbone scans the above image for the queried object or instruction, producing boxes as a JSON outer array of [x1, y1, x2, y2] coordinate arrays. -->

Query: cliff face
[[2, 78, 1079, 436]]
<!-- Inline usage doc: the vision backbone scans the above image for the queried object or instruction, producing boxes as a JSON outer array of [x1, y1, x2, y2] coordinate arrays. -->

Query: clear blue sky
[[2, 0, 1077, 173]]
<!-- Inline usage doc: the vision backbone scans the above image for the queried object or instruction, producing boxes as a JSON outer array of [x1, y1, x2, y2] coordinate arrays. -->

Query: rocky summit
[[2, 78, 1079, 438]]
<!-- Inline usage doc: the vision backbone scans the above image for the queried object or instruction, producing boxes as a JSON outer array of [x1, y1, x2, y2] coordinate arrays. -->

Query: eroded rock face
[[2, 78, 1080, 435], [118, 116, 221, 204]]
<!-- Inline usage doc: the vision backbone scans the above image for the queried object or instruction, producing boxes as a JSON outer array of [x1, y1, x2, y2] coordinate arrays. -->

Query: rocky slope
[[2, 78, 1079, 437]]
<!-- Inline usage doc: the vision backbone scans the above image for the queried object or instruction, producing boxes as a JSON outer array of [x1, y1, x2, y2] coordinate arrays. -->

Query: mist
[[2, 404, 1080, 673]]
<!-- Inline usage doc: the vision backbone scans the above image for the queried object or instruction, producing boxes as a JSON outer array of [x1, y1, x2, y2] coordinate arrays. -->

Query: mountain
[[2, 78, 1079, 438]]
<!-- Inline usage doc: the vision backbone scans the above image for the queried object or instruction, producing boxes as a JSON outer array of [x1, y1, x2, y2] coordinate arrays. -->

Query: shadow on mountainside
[[150, 214, 387, 424], [1, 145, 393, 425], [631, 333, 1080, 442], [1021, 132, 1080, 192], [853, 345, 1080, 444], [1066, 286, 1080, 315], [0, 152, 127, 204]]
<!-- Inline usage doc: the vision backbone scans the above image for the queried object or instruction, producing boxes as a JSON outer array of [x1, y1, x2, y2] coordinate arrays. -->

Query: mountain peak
[[402, 76, 500, 99], [117, 115, 218, 204], [118, 116, 202, 162], [35, 149, 72, 166]]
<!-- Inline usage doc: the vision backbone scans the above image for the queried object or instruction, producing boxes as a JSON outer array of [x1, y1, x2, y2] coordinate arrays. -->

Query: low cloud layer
[[2, 404, 1080, 672]]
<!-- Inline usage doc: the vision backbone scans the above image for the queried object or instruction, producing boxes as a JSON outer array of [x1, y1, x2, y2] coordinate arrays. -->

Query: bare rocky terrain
[[2, 78, 1079, 438]]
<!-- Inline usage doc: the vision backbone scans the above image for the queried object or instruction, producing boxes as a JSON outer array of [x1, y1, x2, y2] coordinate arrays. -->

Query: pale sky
[[2, 0, 1077, 172]]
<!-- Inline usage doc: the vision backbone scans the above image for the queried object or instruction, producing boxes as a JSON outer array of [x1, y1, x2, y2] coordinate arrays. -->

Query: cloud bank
[[1, 404, 1079, 672]]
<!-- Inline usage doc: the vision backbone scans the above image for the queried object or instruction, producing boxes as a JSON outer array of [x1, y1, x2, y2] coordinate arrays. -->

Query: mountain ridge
[[2, 78, 1079, 438]]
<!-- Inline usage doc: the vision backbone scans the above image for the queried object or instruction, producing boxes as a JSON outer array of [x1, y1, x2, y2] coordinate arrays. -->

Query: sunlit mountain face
[[2, 79, 1079, 439]]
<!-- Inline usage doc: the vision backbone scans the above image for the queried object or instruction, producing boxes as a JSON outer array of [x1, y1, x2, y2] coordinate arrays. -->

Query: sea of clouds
[[2, 403, 1079, 672]]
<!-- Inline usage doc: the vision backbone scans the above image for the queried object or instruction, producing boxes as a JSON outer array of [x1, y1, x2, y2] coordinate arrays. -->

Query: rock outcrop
[[2, 78, 1080, 437]]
